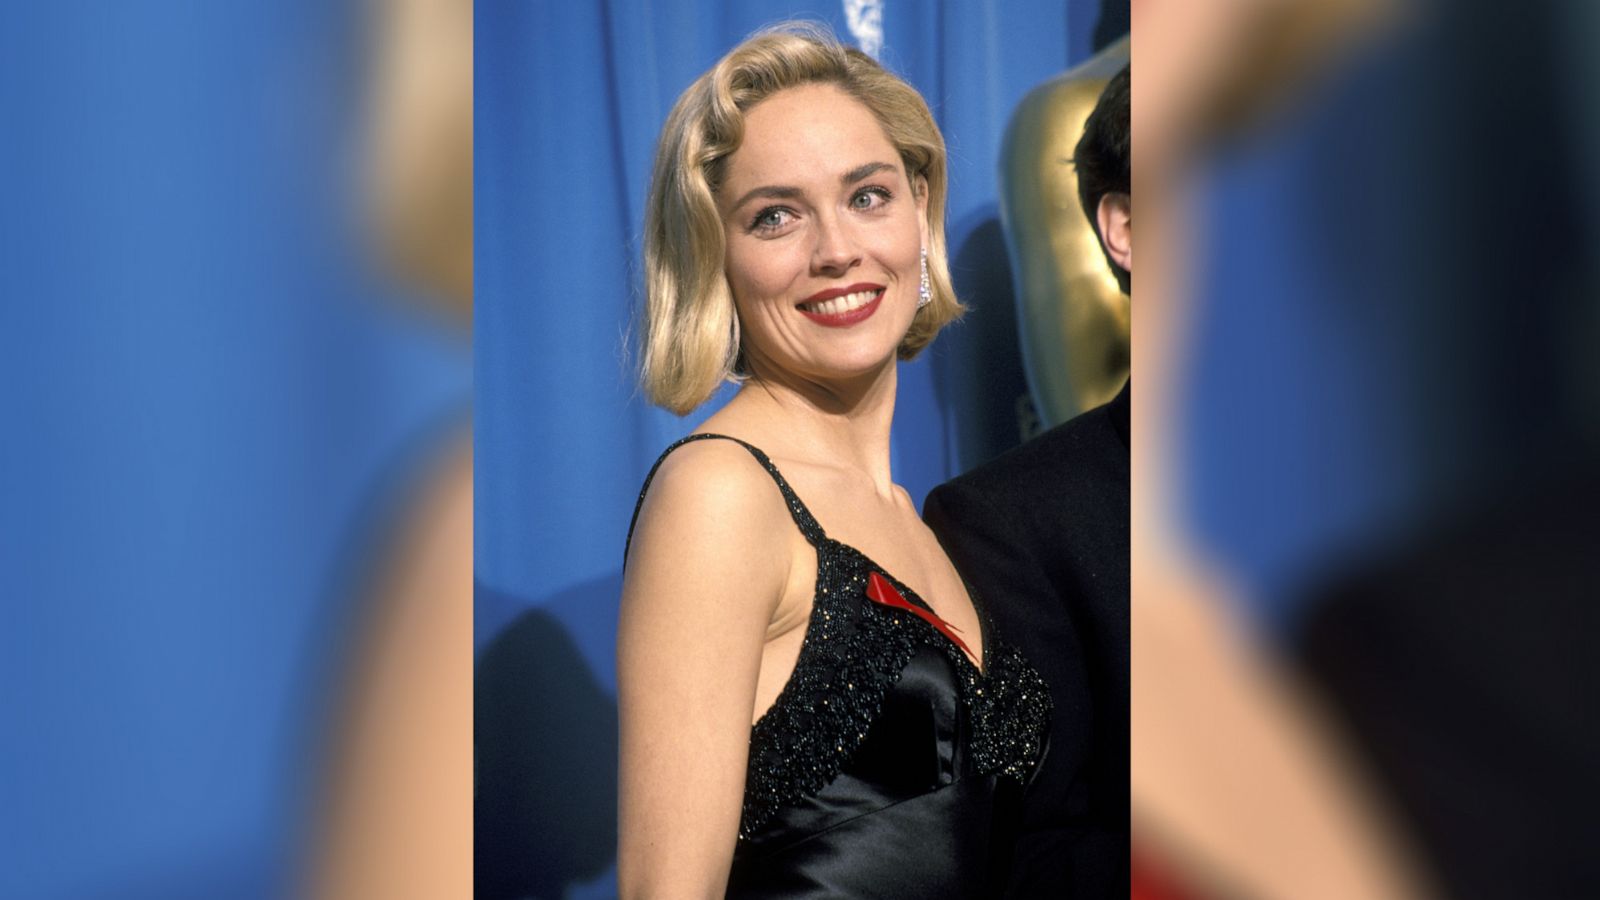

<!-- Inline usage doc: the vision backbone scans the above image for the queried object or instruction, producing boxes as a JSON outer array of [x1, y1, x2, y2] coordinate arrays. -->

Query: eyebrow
[[729, 161, 900, 212]]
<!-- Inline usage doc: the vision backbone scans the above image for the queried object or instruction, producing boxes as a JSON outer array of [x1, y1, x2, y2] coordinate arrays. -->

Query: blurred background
[[474, 1, 1125, 898], [1137, 0, 1600, 896], [0, 1, 470, 897]]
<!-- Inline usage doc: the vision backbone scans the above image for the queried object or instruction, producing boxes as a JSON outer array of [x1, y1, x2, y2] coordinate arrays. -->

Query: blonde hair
[[640, 22, 963, 414]]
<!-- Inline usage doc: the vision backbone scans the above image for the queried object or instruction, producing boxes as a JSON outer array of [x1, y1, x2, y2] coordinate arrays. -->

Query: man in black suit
[[923, 66, 1129, 898]]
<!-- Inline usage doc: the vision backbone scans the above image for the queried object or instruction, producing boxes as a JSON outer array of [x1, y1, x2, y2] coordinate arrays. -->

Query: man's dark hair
[[1074, 64, 1130, 294]]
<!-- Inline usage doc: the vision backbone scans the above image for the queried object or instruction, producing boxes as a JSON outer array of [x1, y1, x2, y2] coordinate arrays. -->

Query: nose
[[810, 212, 861, 276]]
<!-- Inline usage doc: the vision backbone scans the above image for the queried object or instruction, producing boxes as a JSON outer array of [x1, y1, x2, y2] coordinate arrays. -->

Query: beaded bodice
[[625, 433, 1052, 845]]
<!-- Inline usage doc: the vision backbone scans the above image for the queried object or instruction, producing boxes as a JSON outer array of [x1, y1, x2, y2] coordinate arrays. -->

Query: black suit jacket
[[923, 382, 1129, 899], [1295, 464, 1600, 899]]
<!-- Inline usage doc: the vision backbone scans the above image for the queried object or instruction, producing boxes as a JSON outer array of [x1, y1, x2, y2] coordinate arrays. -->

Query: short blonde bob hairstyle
[[640, 22, 964, 414]]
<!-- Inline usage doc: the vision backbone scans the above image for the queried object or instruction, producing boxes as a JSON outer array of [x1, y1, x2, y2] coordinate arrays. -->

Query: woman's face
[[718, 83, 928, 383]]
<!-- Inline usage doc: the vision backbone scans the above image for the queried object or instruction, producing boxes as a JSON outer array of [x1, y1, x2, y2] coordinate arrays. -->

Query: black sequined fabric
[[626, 434, 1053, 896], [740, 537, 1051, 838]]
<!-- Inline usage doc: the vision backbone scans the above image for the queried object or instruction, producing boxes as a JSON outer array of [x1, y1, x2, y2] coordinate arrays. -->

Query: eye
[[850, 186, 892, 211], [748, 206, 796, 234]]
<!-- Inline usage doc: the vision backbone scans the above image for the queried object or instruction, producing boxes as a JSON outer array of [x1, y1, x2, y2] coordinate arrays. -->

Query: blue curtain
[[475, 2, 1114, 897]]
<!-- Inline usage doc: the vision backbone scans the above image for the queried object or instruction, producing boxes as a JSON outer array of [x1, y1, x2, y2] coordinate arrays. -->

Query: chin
[[811, 345, 900, 380]]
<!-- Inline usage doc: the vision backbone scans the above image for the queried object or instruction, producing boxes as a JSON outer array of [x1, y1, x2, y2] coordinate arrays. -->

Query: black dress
[[626, 434, 1053, 898]]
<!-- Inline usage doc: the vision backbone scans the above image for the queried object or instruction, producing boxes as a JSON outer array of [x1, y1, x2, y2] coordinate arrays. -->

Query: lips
[[796, 282, 886, 327]]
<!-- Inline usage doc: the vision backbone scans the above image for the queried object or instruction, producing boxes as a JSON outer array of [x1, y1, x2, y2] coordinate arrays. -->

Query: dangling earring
[[917, 247, 931, 309]]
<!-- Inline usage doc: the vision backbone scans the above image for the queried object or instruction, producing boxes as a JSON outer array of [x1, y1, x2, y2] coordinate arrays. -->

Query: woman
[[617, 24, 1051, 898]]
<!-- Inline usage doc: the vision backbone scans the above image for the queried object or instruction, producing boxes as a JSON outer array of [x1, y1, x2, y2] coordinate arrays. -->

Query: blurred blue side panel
[[0, 2, 469, 896]]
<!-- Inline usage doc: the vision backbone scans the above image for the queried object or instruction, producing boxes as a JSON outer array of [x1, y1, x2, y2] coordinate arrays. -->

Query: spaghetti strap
[[623, 433, 827, 566]]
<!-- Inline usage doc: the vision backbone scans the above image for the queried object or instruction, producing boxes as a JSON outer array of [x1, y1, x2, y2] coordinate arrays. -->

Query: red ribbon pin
[[865, 570, 974, 660]]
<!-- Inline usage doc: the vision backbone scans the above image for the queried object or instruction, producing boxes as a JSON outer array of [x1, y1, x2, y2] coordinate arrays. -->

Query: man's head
[[1074, 64, 1130, 294]]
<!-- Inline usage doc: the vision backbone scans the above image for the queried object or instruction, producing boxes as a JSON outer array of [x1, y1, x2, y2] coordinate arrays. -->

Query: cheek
[[883, 207, 924, 255], [876, 224, 923, 276], [725, 241, 804, 302]]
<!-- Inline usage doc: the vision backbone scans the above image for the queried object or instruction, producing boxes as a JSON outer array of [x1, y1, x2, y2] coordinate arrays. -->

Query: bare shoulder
[[624, 438, 792, 609], [651, 437, 777, 504], [633, 438, 785, 541]]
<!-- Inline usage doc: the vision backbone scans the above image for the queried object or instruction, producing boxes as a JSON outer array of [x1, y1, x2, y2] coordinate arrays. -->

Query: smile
[[796, 283, 886, 327]]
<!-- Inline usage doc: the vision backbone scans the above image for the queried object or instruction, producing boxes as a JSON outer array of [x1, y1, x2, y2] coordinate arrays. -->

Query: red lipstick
[[795, 282, 886, 328]]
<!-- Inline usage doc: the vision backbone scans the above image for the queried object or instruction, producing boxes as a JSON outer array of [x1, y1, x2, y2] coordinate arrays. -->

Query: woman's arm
[[1132, 565, 1426, 900], [310, 437, 472, 899], [616, 441, 793, 899]]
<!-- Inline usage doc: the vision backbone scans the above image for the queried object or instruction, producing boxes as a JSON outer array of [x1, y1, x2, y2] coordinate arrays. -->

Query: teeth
[[803, 289, 878, 315]]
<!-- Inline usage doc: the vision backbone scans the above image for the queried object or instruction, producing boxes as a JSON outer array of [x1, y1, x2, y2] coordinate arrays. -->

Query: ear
[[1096, 192, 1132, 274]]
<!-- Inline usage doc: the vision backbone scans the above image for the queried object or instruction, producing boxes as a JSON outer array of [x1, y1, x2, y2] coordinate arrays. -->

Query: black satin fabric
[[727, 645, 1026, 898]]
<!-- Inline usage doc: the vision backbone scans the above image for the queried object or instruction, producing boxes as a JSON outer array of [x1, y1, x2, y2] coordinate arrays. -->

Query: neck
[[733, 356, 900, 496]]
